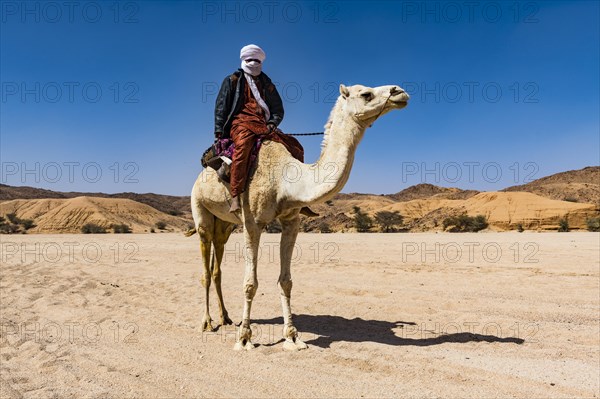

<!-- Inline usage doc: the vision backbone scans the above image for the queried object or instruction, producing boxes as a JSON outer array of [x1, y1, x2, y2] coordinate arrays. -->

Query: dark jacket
[[214, 69, 284, 138]]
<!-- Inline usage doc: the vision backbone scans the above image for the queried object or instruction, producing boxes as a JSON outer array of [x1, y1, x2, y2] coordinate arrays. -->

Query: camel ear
[[339, 84, 350, 98]]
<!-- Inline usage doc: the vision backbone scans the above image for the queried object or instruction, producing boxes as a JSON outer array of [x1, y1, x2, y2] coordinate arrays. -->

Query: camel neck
[[282, 108, 366, 206]]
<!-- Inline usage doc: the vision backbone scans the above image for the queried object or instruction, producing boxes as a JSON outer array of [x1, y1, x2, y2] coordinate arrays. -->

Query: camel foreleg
[[279, 216, 307, 351]]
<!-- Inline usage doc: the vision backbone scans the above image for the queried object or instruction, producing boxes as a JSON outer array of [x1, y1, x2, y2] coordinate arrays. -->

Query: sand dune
[[0, 196, 191, 233], [312, 191, 599, 231]]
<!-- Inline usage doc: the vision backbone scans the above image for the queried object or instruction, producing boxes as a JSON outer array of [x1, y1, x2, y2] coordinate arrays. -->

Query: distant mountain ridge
[[0, 184, 191, 217], [502, 166, 600, 205], [1, 166, 599, 233]]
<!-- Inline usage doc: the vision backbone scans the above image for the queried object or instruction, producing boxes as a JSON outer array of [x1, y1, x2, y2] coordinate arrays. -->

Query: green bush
[[443, 214, 489, 232], [318, 222, 332, 233], [81, 223, 106, 234], [558, 218, 569, 232], [112, 223, 132, 233], [20, 219, 36, 230], [353, 206, 372, 232], [586, 217, 600, 232], [6, 213, 20, 224], [374, 210, 403, 232], [0, 223, 15, 234], [517, 223, 524, 233], [155, 221, 167, 230]]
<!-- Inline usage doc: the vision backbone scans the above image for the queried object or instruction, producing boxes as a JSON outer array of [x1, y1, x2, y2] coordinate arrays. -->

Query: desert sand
[[1, 232, 598, 398]]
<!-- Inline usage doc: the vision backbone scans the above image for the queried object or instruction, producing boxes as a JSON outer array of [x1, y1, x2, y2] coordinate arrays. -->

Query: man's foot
[[229, 196, 240, 213], [300, 207, 319, 217]]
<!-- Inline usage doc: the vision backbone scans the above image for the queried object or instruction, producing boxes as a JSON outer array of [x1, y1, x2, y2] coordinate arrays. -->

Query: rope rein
[[288, 132, 324, 136]]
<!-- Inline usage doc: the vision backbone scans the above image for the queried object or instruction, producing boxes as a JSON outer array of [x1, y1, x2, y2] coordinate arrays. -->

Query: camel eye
[[361, 92, 373, 102]]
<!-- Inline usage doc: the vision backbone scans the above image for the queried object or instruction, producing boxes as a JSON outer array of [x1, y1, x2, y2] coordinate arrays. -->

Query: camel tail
[[184, 227, 197, 237]]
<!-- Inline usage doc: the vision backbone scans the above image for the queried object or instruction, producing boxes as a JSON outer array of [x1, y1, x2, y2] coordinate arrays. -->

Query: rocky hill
[[0, 196, 191, 233], [1, 166, 598, 233], [502, 166, 600, 205], [0, 184, 191, 218]]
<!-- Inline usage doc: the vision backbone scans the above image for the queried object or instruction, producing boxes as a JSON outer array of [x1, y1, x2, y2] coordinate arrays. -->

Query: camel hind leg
[[192, 201, 216, 332], [212, 218, 235, 326]]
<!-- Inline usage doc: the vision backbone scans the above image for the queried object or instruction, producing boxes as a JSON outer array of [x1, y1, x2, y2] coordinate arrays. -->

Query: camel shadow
[[254, 314, 524, 348]]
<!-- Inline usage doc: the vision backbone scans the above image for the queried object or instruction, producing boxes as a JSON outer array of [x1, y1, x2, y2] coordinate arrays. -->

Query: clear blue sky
[[1, 0, 598, 195]]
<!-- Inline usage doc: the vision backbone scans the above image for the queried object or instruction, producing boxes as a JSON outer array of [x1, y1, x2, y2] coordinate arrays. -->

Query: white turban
[[239, 44, 270, 119], [240, 44, 265, 77], [240, 44, 266, 62]]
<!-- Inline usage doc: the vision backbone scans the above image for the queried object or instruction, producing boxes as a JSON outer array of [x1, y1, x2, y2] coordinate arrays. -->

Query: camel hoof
[[201, 319, 215, 332], [283, 338, 308, 351], [233, 340, 255, 351], [221, 315, 234, 326]]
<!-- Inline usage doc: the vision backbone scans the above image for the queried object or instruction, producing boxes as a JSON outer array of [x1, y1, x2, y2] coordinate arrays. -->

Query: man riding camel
[[214, 44, 317, 216]]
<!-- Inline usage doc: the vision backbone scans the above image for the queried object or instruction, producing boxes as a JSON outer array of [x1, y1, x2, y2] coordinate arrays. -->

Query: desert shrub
[[443, 214, 488, 232], [558, 218, 569, 232], [0, 223, 19, 234], [112, 223, 132, 233], [301, 222, 311, 233], [81, 223, 106, 234], [20, 219, 36, 230], [0, 215, 37, 233], [517, 223, 524, 233], [374, 210, 403, 232], [155, 221, 167, 230], [150, 227, 155, 233], [168, 210, 182, 216], [586, 217, 600, 232], [325, 200, 334, 206], [353, 206, 372, 232], [6, 213, 20, 224], [563, 197, 578, 203], [318, 222, 332, 233]]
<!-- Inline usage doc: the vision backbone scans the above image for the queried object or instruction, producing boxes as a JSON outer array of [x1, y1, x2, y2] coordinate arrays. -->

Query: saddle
[[201, 135, 320, 218], [201, 138, 262, 183]]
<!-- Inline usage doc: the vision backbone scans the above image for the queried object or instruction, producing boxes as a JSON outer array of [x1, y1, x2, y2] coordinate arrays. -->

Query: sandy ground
[[1, 232, 598, 398]]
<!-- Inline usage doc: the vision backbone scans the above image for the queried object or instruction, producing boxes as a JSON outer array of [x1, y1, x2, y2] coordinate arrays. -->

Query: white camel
[[189, 84, 409, 350]]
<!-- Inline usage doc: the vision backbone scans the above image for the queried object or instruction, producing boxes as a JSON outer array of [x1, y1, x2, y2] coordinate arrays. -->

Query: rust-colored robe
[[229, 76, 304, 197]]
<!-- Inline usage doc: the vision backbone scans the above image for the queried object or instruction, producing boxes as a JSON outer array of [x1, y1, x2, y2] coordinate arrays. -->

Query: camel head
[[339, 84, 409, 127]]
